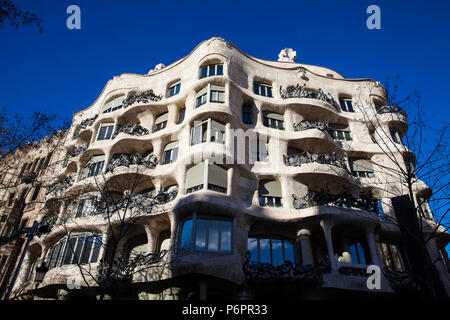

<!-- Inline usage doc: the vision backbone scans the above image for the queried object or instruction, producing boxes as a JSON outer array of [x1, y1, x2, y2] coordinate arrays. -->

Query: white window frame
[[96, 122, 115, 141]]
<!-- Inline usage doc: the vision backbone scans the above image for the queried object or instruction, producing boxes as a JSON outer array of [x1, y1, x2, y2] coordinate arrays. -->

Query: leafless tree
[[41, 154, 178, 300], [354, 76, 449, 299], [0, 0, 42, 33]]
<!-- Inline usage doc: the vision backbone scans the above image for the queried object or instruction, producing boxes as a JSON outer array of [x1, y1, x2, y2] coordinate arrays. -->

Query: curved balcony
[[375, 105, 408, 129]]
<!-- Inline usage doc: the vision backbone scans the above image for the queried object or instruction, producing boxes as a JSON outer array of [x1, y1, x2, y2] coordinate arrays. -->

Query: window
[[377, 199, 386, 219], [47, 234, 102, 270], [259, 180, 283, 207], [379, 242, 407, 272], [178, 108, 185, 124], [254, 83, 273, 97], [162, 141, 179, 164], [248, 236, 295, 265], [195, 85, 225, 107], [168, 82, 181, 97], [30, 185, 41, 201], [103, 96, 124, 113], [79, 155, 105, 180], [242, 103, 252, 124], [329, 124, 352, 141], [154, 112, 168, 132], [349, 241, 369, 264], [190, 119, 226, 145], [349, 159, 375, 178], [179, 214, 232, 254], [249, 136, 268, 163], [339, 98, 354, 112], [390, 129, 401, 144], [200, 64, 223, 78], [75, 198, 96, 218], [263, 112, 284, 130], [185, 161, 228, 194], [97, 123, 114, 141]]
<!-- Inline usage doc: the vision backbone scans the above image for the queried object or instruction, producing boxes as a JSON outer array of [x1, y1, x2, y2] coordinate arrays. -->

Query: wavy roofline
[[74, 37, 379, 117]]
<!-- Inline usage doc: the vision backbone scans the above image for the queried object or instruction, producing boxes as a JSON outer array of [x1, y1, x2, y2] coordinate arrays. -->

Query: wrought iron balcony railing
[[243, 251, 330, 286], [284, 150, 349, 172], [105, 154, 157, 173], [46, 177, 73, 195], [292, 190, 379, 213], [293, 120, 329, 133], [280, 84, 340, 111], [111, 123, 149, 140], [376, 105, 407, 117], [122, 91, 163, 108]]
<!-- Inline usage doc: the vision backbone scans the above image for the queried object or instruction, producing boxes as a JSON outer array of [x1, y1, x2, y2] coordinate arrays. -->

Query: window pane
[[73, 236, 85, 264], [195, 219, 207, 251], [356, 242, 367, 265], [284, 241, 295, 264], [347, 101, 354, 112], [201, 67, 207, 78], [90, 236, 102, 263], [180, 219, 193, 251], [267, 87, 272, 97], [253, 84, 259, 95], [171, 147, 178, 162], [248, 238, 258, 262], [163, 150, 171, 164], [208, 66, 214, 77], [80, 237, 94, 264], [63, 238, 76, 265], [98, 127, 107, 140], [105, 126, 113, 139], [221, 221, 231, 253], [243, 112, 252, 124], [272, 239, 284, 266], [208, 220, 219, 252], [217, 64, 223, 75], [349, 244, 358, 264], [178, 109, 185, 124], [192, 124, 202, 145], [259, 238, 271, 264]]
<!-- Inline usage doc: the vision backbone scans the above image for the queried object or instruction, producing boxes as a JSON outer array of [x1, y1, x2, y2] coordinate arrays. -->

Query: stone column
[[365, 226, 381, 266], [320, 219, 337, 271], [297, 229, 314, 265], [56, 201, 68, 225], [144, 225, 155, 254]]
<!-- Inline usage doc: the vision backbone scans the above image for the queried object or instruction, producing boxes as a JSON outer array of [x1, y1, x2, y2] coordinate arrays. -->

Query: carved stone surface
[[293, 120, 329, 133], [105, 154, 157, 173], [280, 84, 340, 111], [376, 105, 407, 117], [96, 186, 178, 219], [68, 144, 88, 158], [122, 91, 163, 108], [111, 123, 149, 139], [46, 177, 73, 195], [292, 190, 379, 213], [382, 266, 420, 292], [283, 150, 348, 171], [243, 251, 330, 286], [278, 48, 297, 62]]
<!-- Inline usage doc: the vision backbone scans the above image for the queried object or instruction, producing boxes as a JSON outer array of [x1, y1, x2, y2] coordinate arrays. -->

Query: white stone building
[[2, 37, 449, 300]]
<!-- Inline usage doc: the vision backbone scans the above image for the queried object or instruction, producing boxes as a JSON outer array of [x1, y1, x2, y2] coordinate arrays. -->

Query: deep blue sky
[[1, 1, 449, 251]]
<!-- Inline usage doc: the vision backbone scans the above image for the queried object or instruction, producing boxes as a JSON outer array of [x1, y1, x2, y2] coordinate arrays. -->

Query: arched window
[[200, 63, 223, 78], [247, 235, 295, 265], [179, 213, 232, 253], [46, 234, 103, 270]]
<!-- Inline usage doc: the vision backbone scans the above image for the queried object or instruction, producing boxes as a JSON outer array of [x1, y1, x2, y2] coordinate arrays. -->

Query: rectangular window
[[329, 125, 352, 141], [210, 89, 225, 103], [76, 198, 95, 218], [97, 123, 114, 141], [263, 112, 284, 130], [196, 93, 207, 107], [178, 108, 185, 124], [89, 161, 104, 177], [254, 83, 273, 97], [339, 99, 354, 112], [168, 83, 181, 97]]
